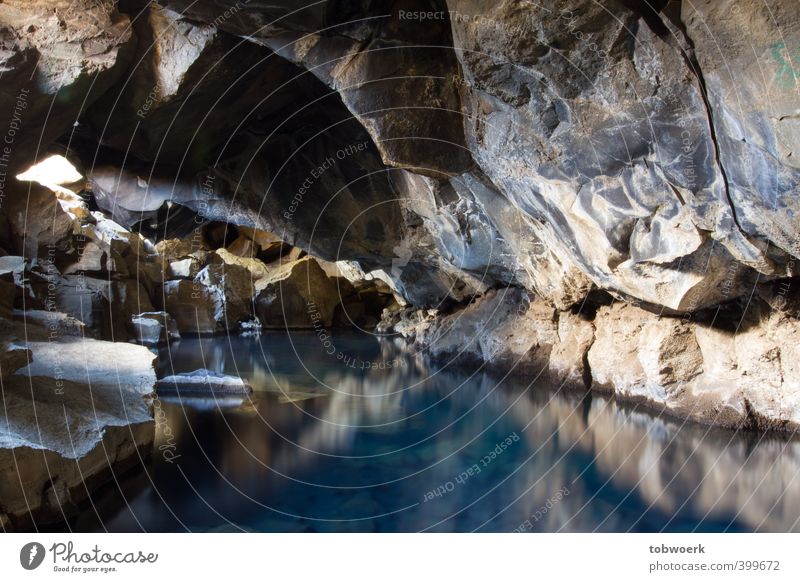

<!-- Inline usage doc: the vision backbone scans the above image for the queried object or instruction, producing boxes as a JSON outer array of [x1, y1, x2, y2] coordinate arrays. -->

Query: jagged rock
[[159, 0, 470, 176], [154, 238, 194, 262], [682, 0, 800, 259], [160, 279, 218, 334], [168, 257, 201, 279], [235, 227, 283, 257], [550, 312, 595, 386], [445, 0, 792, 311], [161, 261, 254, 333], [416, 287, 562, 373], [0, 337, 155, 529], [156, 370, 252, 396], [12, 310, 85, 338], [0, 279, 13, 318], [131, 311, 180, 345], [49, 276, 154, 340], [87, 3, 309, 175], [2, 184, 74, 259], [195, 262, 254, 326], [0, 0, 134, 174], [0, 341, 30, 379], [255, 257, 340, 329], [589, 301, 800, 429]]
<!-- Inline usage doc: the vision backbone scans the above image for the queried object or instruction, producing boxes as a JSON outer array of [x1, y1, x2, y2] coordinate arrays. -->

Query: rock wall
[[0, 0, 798, 451]]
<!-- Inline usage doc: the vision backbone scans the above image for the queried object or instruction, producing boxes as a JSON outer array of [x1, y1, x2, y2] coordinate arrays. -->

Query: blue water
[[82, 332, 800, 532]]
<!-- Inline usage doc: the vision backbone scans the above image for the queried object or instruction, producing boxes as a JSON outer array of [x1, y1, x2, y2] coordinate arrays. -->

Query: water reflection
[[88, 332, 800, 532]]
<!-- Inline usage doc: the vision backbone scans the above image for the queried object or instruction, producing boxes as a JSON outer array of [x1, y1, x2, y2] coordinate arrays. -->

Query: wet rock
[[255, 257, 340, 329], [0, 337, 156, 529], [156, 370, 252, 396], [131, 311, 180, 345]]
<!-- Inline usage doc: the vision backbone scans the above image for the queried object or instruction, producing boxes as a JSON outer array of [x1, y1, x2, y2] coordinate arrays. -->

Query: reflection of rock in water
[[504, 391, 800, 532], [128, 334, 800, 532]]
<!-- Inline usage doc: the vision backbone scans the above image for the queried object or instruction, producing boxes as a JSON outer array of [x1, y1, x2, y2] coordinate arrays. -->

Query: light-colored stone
[[131, 311, 180, 345], [589, 302, 800, 429], [0, 338, 156, 528]]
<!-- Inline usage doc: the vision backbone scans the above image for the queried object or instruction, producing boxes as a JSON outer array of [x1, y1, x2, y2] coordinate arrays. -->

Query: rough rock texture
[[1, 0, 799, 433], [156, 370, 252, 396], [0, 0, 135, 174], [444, 0, 796, 311], [158, 0, 471, 176], [256, 256, 341, 329], [411, 287, 589, 386], [588, 300, 800, 429], [682, 0, 800, 259], [131, 311, 180, 345], [405, 288, 800, 430], [0, 331, 156, 530]]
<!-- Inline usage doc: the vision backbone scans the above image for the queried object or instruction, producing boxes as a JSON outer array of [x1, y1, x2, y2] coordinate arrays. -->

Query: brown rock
[[256, 257, 340, 329]]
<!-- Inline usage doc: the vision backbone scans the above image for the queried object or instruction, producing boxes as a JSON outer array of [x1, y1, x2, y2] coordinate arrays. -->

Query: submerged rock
[[156, 370, 252, 396], [131, 311, 180, 345]]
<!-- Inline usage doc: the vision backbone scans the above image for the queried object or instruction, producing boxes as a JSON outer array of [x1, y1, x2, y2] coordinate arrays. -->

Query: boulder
[[160, 279, 218, 334], [235, 227, 284, 257], [195, 262, 254, 327], [168, 257, 201, 279], [255, 257, 341, 329], [161, 261, 254, 333], [0, 0, 134, 174], [12, 310, 85, 338], [2, 184, 74, 259], [0, 340, 31, 380], [156, 370, 252, 396], [48, 275, 154, 341], [0, 337, 156, 529], [131, 311, 180, 345], [214, 248, 271, 291]]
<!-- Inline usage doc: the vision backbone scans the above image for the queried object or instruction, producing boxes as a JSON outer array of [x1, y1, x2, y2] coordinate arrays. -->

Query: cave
[[1, 0, 800, 536]]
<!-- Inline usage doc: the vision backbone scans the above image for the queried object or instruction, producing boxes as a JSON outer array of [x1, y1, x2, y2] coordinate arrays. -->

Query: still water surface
[[84, 332, 800, 532]]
